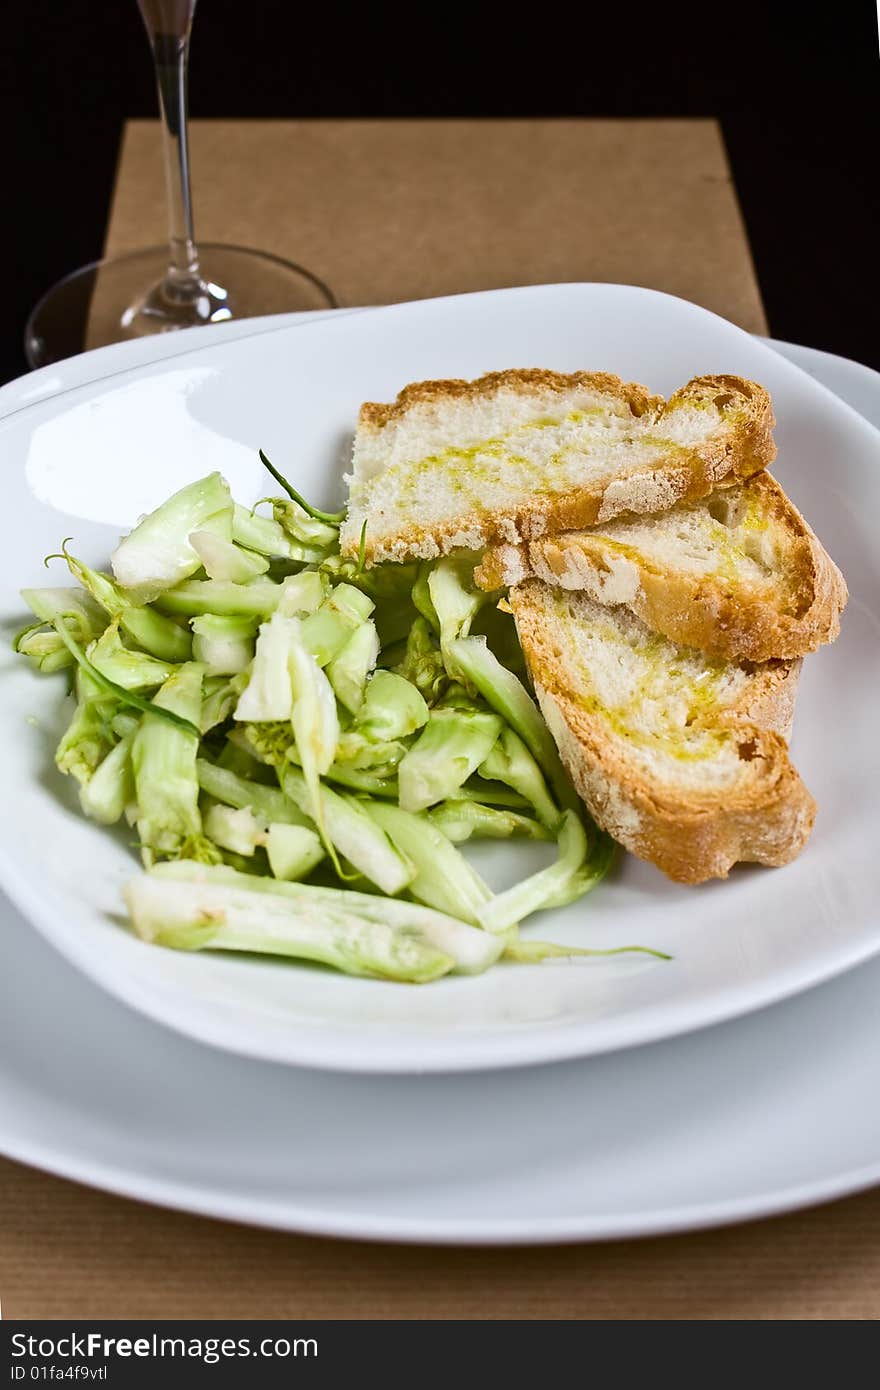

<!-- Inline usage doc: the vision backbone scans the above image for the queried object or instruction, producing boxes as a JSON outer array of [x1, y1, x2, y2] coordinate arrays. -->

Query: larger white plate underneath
[[0, 291, 878, 1073]]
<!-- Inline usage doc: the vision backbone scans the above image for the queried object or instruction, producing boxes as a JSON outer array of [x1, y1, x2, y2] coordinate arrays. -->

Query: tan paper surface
[[2, 1157, 879, 1318], [11, 120, 867, 1324], [97, 118, 767, 333]]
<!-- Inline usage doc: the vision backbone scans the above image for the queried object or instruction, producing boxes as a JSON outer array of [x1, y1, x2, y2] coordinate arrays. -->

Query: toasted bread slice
[[341, 370, 775, 564], [478, 473, 847, 662], [509, 582, 816, 884]]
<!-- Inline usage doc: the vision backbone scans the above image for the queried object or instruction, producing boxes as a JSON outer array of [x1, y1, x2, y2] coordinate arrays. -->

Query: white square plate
[[1, 284, 877, 1072]]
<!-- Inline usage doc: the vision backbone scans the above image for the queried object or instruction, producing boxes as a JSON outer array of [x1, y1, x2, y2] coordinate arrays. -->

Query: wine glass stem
[[138, 1, 200, 285]]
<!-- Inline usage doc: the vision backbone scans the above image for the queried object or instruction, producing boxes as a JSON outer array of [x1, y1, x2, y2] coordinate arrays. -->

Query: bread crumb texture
[[511, 583, 816, 883], [341, 370, 776, 563], [477, 472, 847, 662]]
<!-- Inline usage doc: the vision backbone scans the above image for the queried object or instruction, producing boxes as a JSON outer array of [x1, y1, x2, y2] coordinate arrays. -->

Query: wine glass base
[[25, 244, 336, 369]]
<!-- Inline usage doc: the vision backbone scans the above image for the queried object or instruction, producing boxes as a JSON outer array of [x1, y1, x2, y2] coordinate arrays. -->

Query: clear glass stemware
[[25, 0, 335, 369]]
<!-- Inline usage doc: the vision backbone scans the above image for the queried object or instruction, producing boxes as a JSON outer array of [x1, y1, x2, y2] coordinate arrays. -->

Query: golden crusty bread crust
[[477, 473, 848, 662], [510, 582, 816, 885], [358, 368, 661, 428], [343, 371, 777, 564]]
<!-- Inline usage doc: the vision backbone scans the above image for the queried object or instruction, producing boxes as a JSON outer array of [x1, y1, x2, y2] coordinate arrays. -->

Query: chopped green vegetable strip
[[50, 618, 200, 736], [356, 670, 429, 742], [196, 758, 310, 827], [479, 725, 560, 830], [131, 663, 204, 861], [279, 765, 412, 896], [87, 622, 177, 692], [264, 823, 325, 881], [191, 613, 257, 676], [428, 799, 552, 843], [111, 472, 233, 601], [326, 619, 380, 714], [363, 801, 492, 926], [233, 613, 297, 722], [394, 617, 448, 703], [203, 802, 265, 855], [188, 530, 270, 583], [272, 499, 340, 550], [55, 671, 115, 788], [156, 578, 283, 618], [277, 571, 326, 617], [126, 872, 453, 983], [476, 811, 594, 934], [152, 861, 502, 975], [427, 555, 491, 677], [79, 729, 136, 825], [445, 635, 577, 810], [398, 708, 502, 812]]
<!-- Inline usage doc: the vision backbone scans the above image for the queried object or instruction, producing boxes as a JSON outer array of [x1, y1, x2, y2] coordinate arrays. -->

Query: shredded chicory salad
[[14, 457, 667, 983]]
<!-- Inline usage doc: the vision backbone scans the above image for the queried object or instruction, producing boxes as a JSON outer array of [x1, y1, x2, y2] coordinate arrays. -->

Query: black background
[[3, 2, 878, 386]]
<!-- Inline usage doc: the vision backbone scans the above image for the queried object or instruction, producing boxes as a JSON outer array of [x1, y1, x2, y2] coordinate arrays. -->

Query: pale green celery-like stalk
[[200, 673, 247, 732], [111, 713, 140, 739], [20, 642, 77, 675], [155, 578, 283, 619], [21, 585, 106, 635], [412, 564, 439, 632], [280, 765, 412, 896], [191, 614, 256, 675], [196, 758, 310, 826], [318, 763, 398, 797], [398, 708, 502, 812], [334, 732, 405, 771], [276, 571, 326, 617], [288, 621, 340, 835], [86, 622, 177, 692], [458, 777, 531, 809], [120, 608, 193, 664], [42, 553, 192, 662], [299, 584, 375, 667], [540, 828, 617, 908], [264, 823, 325, 881], [326, 619, 380, 714], [445, 635, 577, 810], [132, 663, 204, 860], [478, 725, 560, 830], [427, 555, 490, 677], [188, 530, 270, 583], [125, 873, 454, 983], [203, 802, 265, 855], [356, 670, 429, 742], [272, 499, 340, 550], [111, 472, 233, 602], [393, 617, 448, 704], [55, 671, 116, 788], [19, 588, 107, 669], [363, 801, 492, 927], [428, 799, 552, 843], [231, 504, 296, 559], [233, 613, 298, 722], [79, 730, 135, 825], [476, 810, 591, 934], [152, 861, 502, 975]]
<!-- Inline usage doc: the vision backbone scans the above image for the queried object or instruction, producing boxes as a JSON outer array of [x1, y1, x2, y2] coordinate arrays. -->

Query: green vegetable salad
[[15, 457, 666, 984]]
